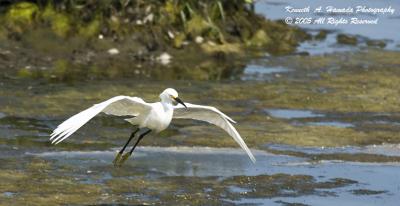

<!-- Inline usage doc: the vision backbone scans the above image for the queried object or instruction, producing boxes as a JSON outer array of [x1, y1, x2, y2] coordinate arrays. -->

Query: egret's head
[[160, 88, 187, 108]]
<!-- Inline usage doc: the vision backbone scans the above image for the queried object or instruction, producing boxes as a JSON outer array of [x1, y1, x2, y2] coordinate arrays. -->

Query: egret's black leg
[[119, 128, 140, 154], [129, 129, 152, 155], [113, 127, 139, 166], [117, 129, 152, 166]]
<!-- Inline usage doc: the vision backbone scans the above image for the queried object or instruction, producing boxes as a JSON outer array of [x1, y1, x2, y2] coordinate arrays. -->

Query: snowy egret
[[50, 88, 256, 166]]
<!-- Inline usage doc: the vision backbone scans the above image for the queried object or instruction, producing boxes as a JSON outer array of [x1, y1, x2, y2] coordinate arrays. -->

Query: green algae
[[5, 2, 39, 30], [78, 17, 101, 38], [337, 34, 358, 45], [222, 174, 357, 198], [0, 157, 103, 206], [266, 147, 400, 163], [187, 14, 211, 37], [0, 0, 307, 57], [42, 5, 71, 37], [247, 29, 272, 47], [366, 39, 386, 48], [103, 174, 357, 205], [314, 30, 328, 40], [351, 189, 386, 195]]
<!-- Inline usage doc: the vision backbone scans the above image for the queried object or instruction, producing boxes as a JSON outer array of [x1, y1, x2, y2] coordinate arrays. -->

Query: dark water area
[[1, 1, 400, 206]]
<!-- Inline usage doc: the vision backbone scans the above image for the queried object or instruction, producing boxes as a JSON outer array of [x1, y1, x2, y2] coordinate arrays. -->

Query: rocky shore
[[0, 1, 310, 81]]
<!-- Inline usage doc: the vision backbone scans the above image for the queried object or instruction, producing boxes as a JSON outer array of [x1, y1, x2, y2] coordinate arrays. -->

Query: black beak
[[174, 97, 187, 108]]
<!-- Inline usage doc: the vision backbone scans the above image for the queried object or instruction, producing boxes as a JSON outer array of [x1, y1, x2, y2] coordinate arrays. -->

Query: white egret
[[50, 88, 256, 166]]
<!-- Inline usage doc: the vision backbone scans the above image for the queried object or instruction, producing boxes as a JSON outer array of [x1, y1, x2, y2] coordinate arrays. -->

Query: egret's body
[[50, 88, 256, 165], [131, 102, 173, 132]]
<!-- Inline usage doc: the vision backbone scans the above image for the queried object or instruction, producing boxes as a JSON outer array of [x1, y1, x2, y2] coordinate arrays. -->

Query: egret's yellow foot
[[113, 152, 123, 167], [117, 153, 131, 166]]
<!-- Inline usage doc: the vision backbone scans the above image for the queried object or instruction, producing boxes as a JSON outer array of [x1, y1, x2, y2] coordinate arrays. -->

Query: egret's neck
[[160, 98, 174, 111]]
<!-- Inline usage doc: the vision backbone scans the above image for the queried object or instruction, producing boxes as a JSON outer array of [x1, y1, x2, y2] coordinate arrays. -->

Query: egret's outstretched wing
[[173, 103, 256, 163], [50, 96, 151, 145]]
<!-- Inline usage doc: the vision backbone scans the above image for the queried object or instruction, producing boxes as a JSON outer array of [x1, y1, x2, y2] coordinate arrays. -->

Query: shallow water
[[1, 69, 400, 205], [4, 146, 396, 205], [256, 0, 400, 53], [265, 109, 325, 119], [242, 65, 292, 81]]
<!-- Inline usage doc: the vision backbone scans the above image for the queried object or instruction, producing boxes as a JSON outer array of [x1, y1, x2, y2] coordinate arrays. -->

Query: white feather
[[173, 103, 256, 163], [50, 96, 151, 144]]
